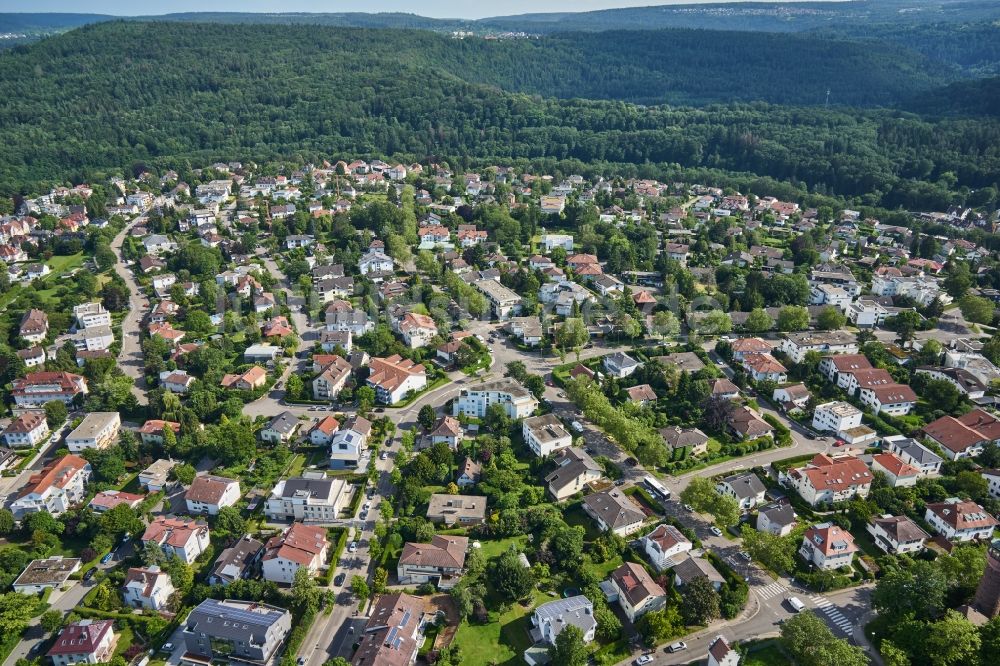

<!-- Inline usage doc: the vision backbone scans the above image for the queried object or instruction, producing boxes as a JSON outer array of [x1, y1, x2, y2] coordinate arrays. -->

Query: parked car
[[709, 526, 723, 537], [161, 643, 174, 653], [683, 504, 694, 512], [634, 656, 654, 665], [380, 451, 388, 460], [739, 551, 752, 562], [786, 596, 806, 613], [348, 542, 358, 553], [100, 552, 113, 564], [83, 566, 98, 581], [334, 573, 346, 586], [666, 642, 687, 653]]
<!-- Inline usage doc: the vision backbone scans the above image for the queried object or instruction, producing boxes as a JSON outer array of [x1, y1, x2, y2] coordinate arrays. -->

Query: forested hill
[[0, 20, 997, 209]]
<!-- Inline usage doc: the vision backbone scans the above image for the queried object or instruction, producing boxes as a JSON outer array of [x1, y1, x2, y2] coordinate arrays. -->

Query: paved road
[[109, 211, 153, 405]]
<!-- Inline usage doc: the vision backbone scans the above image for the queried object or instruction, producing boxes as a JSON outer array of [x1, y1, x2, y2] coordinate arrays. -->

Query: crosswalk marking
[[809, 595, 854, 634], [756, 582, 786, 600]]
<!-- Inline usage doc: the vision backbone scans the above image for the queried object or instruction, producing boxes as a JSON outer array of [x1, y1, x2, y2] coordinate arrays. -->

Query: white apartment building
[[66, 412, 121, 452], [453, 378, 538, 420], [73, 302, 112, 329], [264, 477, 349, 523], [812, 401, 863, 433], [522, 414, 572, 457]]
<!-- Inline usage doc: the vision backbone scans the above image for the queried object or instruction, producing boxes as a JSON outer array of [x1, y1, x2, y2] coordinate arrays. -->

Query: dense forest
[[0, 21, 997, 209]]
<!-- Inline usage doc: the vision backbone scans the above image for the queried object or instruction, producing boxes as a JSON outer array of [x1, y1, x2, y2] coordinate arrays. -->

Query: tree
[[959, 294, 995, 325], [873, 561, 947, 622], [556, 318, 589, 359], [744, 308, 774, 334], [291, 567, 321, 614], [780, 611, 867, 666], [548, 624, 587, 666], [215, 507, 247, 538], [285, 373, 304, 400], [776, 306, 810, 332], [816, 306, 846, 331], [879, 640, 911, 666], [40, 610, 64, 635], [651, 310, 680, 339], [490, 549, 536, 603], [0, 592, 38, 635], [418, 405, 437, 431], [679, 477, 740, 528], [740, 525, 795, 574], [925, 610, 981, 666], [0, 509, 14, 534], [171, 463, 196, 485], [23, 510, 63, 536], [943, 263, 973, 299], [484, 403, 512, 434], [698, 310, 732, 335], [356, 385, 376, 413], [919, 378, 962, 413], [636, 606, 683, 644], [680, 574, 720, 625], [100, 503, 144, 537], [351, 575, 369, 603], [372, 567, 388, 595], [44, 400, 68, 429]]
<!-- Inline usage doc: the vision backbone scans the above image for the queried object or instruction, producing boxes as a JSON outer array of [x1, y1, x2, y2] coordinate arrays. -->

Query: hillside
[[0, 20, 997, 208]]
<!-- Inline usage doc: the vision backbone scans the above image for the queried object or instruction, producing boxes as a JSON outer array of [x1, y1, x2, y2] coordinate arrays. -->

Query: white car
[[634, 656, 654, 666], [348, 542, 358, 553], [666, 641, 687, 653], [709, 526, 723, 537]]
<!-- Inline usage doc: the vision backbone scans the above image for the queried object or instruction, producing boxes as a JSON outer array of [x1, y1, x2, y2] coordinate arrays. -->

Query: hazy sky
[[14, 1, 835, 20]]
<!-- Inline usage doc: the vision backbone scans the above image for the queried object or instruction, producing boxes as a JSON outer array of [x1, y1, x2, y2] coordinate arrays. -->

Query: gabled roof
[[925, 498, 999, 531], [263, 522, 329, 567], [802, 522, 858, 557], [611, 561, 664, 607], [869, 515, 929, 543], [48, 619, 114, 656], [644, 524, 690, 553], [399, 535, 468, 569], [186, 475, 239, 505], [18, 454, 90, 499]]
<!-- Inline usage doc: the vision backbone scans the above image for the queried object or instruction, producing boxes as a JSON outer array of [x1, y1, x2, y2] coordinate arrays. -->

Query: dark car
[[83, 566, 98, 581], [624, 457, 638, 467], [334, 573, 346, 586]]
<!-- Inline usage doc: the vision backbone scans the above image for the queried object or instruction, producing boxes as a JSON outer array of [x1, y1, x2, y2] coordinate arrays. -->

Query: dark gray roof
[[720, 472, 766, 500], [672, 556, 724, 585], [758, 502, 796, 527], [267, 411, 299, 435]]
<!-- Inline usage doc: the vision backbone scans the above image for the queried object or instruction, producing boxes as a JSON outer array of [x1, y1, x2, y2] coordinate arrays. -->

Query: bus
[[644, 475, 670, 500]]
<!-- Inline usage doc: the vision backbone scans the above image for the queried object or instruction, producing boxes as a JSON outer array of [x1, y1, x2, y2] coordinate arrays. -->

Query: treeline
[[0, 21, 998, 208]]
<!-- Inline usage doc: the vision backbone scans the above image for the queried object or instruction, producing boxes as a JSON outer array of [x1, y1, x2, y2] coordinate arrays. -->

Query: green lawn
[[46, 252, 85, 273], [563, 504, 603, 541], [285, 454, 307, 477], [476, 535, 531, 560], [744, 644, 792, 666], [451, 589, 551, 666]]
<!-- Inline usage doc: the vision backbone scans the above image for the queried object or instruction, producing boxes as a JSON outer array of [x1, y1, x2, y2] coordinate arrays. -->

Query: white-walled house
[[261, 523, 329, 585], [122, 565, 175, 610], [867, 515, 929, 555], [522, 414, 572, 457], [185, 475, 241, 515], [642, 524, 692, 571], [924, 498, 999, 542], [799, 522, 858, 570]]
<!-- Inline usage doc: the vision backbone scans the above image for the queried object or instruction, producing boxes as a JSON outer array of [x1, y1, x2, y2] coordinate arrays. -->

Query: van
[[786, 596, 805, 613]]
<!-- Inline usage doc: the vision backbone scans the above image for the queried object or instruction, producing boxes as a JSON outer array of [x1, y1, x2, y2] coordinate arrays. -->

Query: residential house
[[582, 489, 646, 537], [88, 490, 143, 513], [397, 535, 468, 589], [819, 354, 872, 386], [220, 366, 268, 392], [475, 278, 523, 319], [352, 593, 425, 666], [160, 370, 195, 394], [208, 535, 264, 586], [48, 619, 117, 666], [625, 384, 657, 405], [141, 516, 210, 564], [260, 411, 301, 444], [707, 636, 740, 666], [660, 426, 709, 456], [858, 383, 917, 416], [716, 472, 767, 512], [454, 378, 538, 419], [924, 498, 999, 542], [11, 454, 91, 517], [673, 556, 725, 591], [18, 308, 49, 343], [799, 522, 858, 570], [367, 355, 427, 405], [429, 415, 463, 449], [312, 355, 352, 401], [784, 454, 872, 506], [914, 366, 987, 399], [642, 524, 693, 571], [606, 561, 665, 622], [3, 410, 49, 448], [185, 475, 241, 515], [729, 337, 772, 360], [885, 436, 943, 477], [181, 599, 292, 665], [73, 302, 112, 329], [545, 447, 603, 501], [507, 316, 543, 346], [12, 371, 88, 407], [523, 413, 572, 457], [264, 476, 349, 522], [308, 416, 340, 447], [923, 409, 1000, 460], [773, 383, 811, 412], [396, 312, 438, 349], [871, 453, 920, 488], [741, 353, 787, 383], [757, 502, 797, 537], [727, 405, 774, 440], [139, 459, 177, 492], [122, 565, 175, 610], [984, 469, 1000, 500], [12, 557, 81, 594], [867, 515, 929, 555], [329, 415, 373, 469], [17, 345, 47, 368], [812, 401, 862, 434], [603, 352, 642, 378], [456, 457, 482, 488], [426, 493, 487, 526], [262, 522, 330, 585]]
